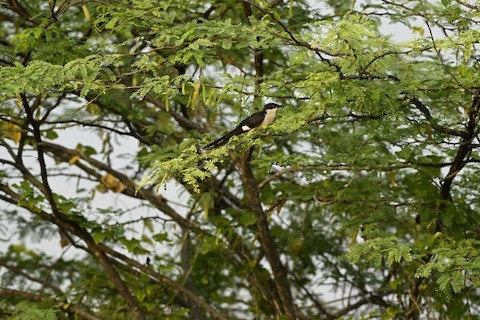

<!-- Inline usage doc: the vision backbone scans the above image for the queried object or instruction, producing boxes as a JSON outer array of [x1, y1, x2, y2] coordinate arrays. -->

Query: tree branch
[[241, 0, 264, 102], [439, 95, 480, 201], [234, 149, 297, 319], [98, 244, 228, 320], [409, 97, 468, 138], [40, 140, 204, 234], [0, 287, 101, 320], [7, 96, 147, 320]]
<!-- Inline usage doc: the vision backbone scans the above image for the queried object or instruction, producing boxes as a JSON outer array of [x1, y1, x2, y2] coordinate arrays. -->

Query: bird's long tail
[[204, 129, 240, 149]]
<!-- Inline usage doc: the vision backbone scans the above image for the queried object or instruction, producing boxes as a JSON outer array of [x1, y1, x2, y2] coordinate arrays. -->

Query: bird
[[205, 103, 283, 149]]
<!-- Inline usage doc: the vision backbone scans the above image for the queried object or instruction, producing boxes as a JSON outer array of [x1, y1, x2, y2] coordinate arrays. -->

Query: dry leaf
[[59, 230, 71, 248], [101, 173, 126, 193], [68, 155, 80, 165], [192, 82, 200, 105], [1, 122, 21, 144], [81, 4, 90, 21]]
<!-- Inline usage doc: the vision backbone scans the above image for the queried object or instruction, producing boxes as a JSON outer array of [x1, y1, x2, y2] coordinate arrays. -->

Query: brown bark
[[235, 149, 297, 319]]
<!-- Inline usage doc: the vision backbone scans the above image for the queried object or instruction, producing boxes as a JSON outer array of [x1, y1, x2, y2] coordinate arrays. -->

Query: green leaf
[[197, 193, 213, 219], [122, 237, 141, 253], [92, 228, 106, 244], [153, 232, 169, 242], [450, 270, 465, 294], [9, 301, 57, 320], [238, 211, 257, 227]]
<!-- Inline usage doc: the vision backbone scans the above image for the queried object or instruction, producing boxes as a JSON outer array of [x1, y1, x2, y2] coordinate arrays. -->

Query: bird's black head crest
[[264, 103, 283, 109]]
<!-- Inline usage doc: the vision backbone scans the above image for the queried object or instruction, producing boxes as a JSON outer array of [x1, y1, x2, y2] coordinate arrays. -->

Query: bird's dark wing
[[205, 110, 266, 149], [237, 110, 266, 131]]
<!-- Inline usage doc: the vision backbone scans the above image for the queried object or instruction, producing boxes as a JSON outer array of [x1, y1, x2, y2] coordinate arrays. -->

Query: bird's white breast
[[262, 108, 277, 126]]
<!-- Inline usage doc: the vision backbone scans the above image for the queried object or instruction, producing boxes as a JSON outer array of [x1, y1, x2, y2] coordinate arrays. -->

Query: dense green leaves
[[2, 0, 480, 319], [7, 301, 57, 320]]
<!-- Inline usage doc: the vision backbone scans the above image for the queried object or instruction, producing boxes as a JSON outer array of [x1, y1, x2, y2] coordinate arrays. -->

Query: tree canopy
[[1, 0, 480, 319]]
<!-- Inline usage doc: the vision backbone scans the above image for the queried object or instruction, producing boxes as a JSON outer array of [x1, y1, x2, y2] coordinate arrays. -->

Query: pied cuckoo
[[205, 103, 283, 149]]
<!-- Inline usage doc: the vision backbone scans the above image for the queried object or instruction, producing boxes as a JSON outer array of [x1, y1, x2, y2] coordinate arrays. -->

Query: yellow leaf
[[68, 155, 80, 165], [16, 92, 22, 107], [389, 171, 396, 188], [192, 82, 200, 105], [101, 173, 126, 193], [81, 4, 90, 21], [412, 26, 425, 37], [351, 228, 359, 246], [86, 103, 101, 114], [1, 122, 21, 144]]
